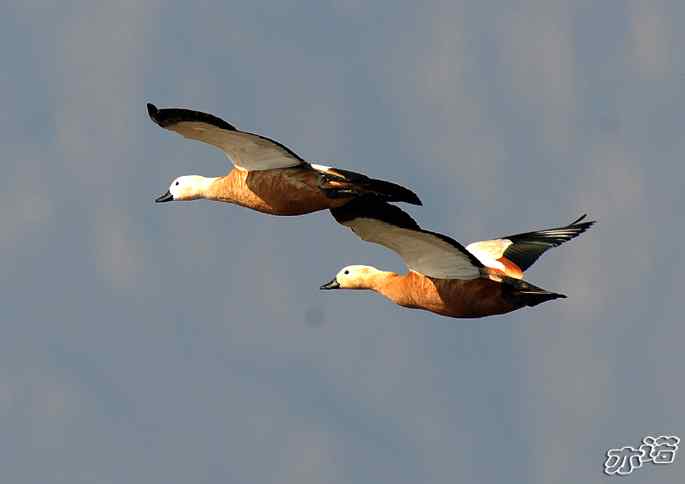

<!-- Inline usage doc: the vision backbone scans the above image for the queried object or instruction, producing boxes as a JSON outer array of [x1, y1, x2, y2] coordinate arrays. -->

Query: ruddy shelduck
[[321, 198, 594, 318], [148, 104, 421, 215]]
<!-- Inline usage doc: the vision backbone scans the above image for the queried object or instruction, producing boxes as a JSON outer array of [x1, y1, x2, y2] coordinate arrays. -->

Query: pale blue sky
[[2, 1, 684, 483]]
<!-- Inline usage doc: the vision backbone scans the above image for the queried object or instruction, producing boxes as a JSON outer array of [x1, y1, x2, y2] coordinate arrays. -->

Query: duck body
[[322, 197, 595, 319], [207, 166, 349, 216], [148, 103, 421, 215], [362, 271, 559, 318]]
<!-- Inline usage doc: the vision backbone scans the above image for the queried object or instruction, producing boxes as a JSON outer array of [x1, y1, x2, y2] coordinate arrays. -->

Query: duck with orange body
[[321, 198, 594, 318], [148, 104, 421, 215]]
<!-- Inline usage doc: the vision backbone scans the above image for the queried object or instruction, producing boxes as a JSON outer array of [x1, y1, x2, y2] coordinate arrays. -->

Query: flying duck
[[148, 104, 421, 215], [321, 198, 594, 318]]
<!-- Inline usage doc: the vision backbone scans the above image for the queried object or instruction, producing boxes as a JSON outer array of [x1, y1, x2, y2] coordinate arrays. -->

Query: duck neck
[[201, 176, 229, 201], [373, 271, 422, 307], [366, 270, 400, 296]]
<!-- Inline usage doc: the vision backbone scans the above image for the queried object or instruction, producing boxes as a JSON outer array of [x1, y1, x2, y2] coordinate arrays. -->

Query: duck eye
[[175, 181, 180, 186], [344, 270, 349, 275]]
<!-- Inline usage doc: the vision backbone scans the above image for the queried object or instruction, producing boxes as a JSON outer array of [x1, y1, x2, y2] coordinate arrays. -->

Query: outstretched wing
[[467, 214, 595, 272], [147, 103, 305, 171], [331, 197, 482, 280]]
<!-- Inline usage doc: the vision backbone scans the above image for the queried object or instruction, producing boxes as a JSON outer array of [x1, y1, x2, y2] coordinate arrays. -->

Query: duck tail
[[502, 277, 567, 307], [318, 166, 422, 205], [359, 176, 423, 205]]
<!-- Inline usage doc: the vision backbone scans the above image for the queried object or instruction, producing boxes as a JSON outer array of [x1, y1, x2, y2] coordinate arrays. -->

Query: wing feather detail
[[331, 198, 482, 280], [467, 214, 595, 272], [147, 103, 305, 171]]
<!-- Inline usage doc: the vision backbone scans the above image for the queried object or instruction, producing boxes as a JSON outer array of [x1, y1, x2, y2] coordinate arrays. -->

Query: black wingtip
[[331, 195, 421, 231], [372, 179, 423, 206], [568, 213, 598, 229], [503, 277, 568, 307], [567, 218, 596, 238], [147, 103, 160, 122], [396, 188, 422, 206], [571, 214, 587, 224], [145, 104, 238, 131], [408, 192, 423, 206], [388, 184, 422, 206]]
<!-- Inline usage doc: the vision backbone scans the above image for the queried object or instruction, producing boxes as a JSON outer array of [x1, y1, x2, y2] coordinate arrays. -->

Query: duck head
[[155, 175, 216, 202], [320, 265, 382, 290]]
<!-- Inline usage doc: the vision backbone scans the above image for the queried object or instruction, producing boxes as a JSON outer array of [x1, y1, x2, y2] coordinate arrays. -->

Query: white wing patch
[[167, 121, 304, 171], [466, 239, 512, 271], [310, 163, 333, 174], [346, 218, 481, 280]]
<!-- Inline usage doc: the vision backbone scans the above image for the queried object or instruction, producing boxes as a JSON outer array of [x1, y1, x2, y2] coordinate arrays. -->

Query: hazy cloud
[[630, 0, 673, 79]]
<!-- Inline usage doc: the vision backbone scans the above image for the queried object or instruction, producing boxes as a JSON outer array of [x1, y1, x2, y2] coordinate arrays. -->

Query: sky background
[[2, 1, 684, 483]]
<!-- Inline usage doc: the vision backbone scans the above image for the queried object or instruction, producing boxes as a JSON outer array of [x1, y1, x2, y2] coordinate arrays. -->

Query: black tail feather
[[502, 277, 566, 307], [319, 168, 422, 205], [362, 177, 422, 205]]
